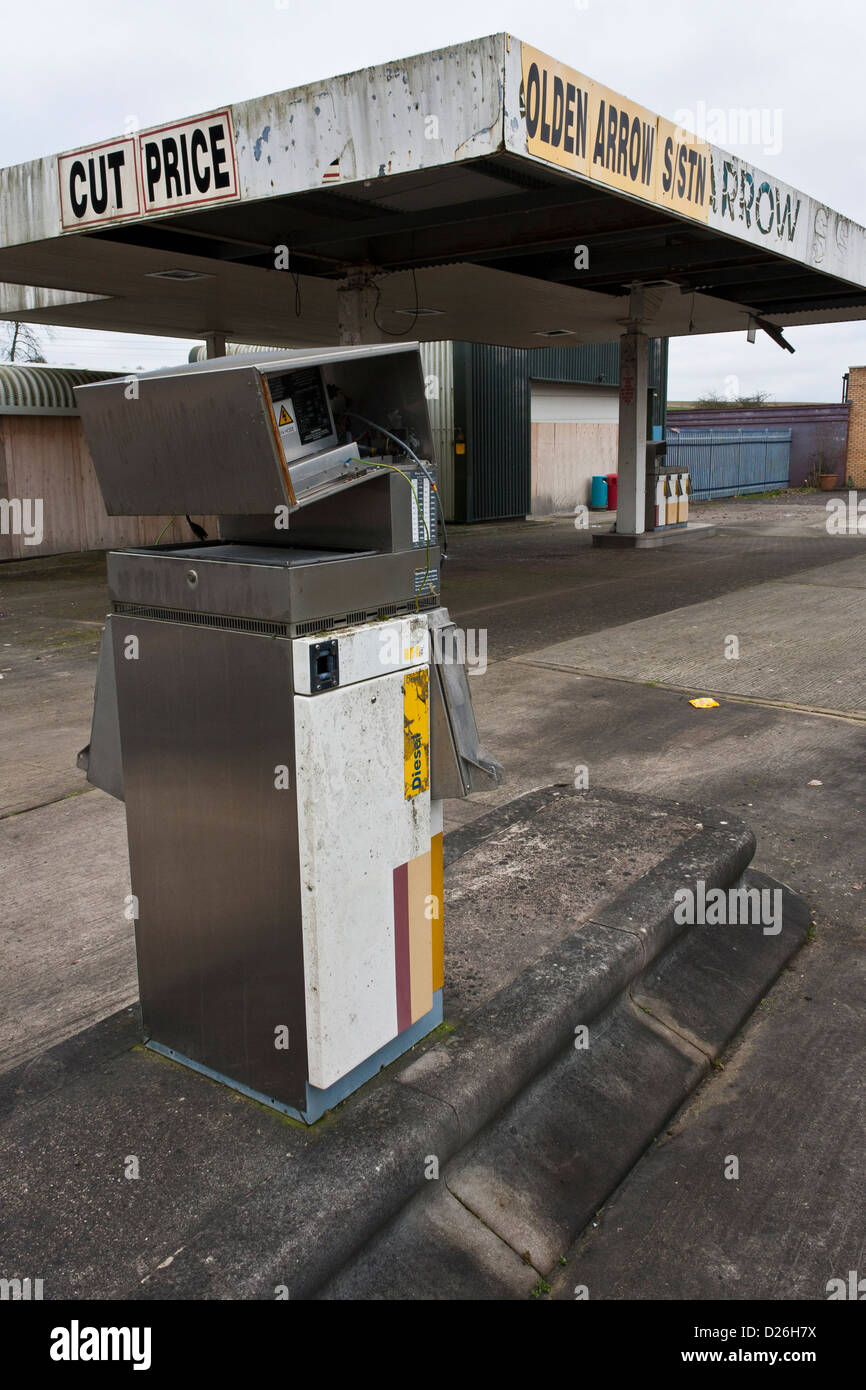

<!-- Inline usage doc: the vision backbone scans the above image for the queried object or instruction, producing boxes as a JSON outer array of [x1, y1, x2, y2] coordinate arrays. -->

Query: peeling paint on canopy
[[0, 33, 863, 348]]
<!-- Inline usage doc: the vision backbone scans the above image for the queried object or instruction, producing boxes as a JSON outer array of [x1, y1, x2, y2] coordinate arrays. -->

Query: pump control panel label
[[268, 367, 333, 441], [266, 365, 338, 461], [403, 669, 429, 799]]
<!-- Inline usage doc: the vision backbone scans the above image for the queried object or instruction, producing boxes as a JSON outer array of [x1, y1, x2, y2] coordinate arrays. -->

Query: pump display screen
[[268, 367, 335, 449]]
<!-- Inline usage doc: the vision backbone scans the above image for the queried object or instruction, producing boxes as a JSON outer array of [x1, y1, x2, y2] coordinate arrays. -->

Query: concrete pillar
[[336, 278, 387, 346], [203, 332, 227, 359], [616, 330, 649, 535]]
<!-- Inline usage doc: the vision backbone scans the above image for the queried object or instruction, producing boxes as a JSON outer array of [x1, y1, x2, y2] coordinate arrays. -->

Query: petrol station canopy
[[1, 32, 865, 349]]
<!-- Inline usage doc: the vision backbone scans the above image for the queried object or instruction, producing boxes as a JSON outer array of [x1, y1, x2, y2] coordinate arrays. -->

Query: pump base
[[146, 991, 444, 1125], [592, 522, 716, 548]]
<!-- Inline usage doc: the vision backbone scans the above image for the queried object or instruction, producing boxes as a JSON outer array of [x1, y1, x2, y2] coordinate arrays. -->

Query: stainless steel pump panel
[[75, 343, 500, 1124], [106, 541, 433, 632], [75, 342, 435, 516]]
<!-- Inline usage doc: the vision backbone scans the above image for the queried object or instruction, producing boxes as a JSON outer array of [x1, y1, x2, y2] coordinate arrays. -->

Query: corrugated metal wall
[[668, 401, 846, 487], [445, 337, 668, 522], [418, 341, 454, 521], [665, 428, 791, 499], [0, 364, 118, 414], [649, 338, 669, 434], [453, 343, 532, 522], [527, 342, 620, 387]]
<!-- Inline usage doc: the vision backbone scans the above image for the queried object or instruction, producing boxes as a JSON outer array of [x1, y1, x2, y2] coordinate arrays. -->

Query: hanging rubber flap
[[76, 617, 124, 802], [427, 606, 502, 798]]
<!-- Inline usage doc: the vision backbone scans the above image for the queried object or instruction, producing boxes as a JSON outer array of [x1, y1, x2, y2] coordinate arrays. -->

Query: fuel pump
[[75, 344, 501, 1123]]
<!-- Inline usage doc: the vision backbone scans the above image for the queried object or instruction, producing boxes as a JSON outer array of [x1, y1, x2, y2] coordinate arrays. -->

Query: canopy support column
[[336, 276, 387, 346], [615, 325, 649, 537]]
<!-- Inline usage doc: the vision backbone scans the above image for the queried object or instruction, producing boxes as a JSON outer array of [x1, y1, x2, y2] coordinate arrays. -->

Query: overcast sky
[[3, 0, 865, 399]]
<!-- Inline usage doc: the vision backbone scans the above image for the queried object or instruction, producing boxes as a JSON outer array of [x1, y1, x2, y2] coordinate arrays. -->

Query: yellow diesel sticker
[[403, 669, 430, 799]]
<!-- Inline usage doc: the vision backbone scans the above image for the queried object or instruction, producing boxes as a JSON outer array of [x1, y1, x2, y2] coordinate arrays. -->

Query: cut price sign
[[58, 110, 238, 230], [58, 137, 141, 228]]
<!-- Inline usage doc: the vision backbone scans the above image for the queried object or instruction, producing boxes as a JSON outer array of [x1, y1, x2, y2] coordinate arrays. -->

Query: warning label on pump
[[276, 398, 300, 451]]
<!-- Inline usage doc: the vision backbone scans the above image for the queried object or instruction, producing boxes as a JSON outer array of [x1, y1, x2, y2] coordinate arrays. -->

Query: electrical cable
[[372, 267, 420, 336], [154, 516, 177, 545], [356, 458, 431, 609], [346, 409, 448, 561]]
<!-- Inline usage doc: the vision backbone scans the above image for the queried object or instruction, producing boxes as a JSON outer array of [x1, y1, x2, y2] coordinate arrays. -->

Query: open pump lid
[[74, 342, 434, 516]]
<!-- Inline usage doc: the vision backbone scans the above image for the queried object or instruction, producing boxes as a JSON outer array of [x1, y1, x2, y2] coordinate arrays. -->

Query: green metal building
[[421, 339, 668, 522]]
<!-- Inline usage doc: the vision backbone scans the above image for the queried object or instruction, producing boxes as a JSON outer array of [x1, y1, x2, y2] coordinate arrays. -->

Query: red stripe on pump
[[393, 862, 411, 1034]]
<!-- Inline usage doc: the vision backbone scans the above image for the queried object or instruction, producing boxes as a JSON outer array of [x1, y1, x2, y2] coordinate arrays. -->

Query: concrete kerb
[[628, 868, 811, 1059], [133, 1078, 464, 1302], [315, 868, 808, 1295], [128, 786, 759, 1299], [396, 787, 756, 1137]]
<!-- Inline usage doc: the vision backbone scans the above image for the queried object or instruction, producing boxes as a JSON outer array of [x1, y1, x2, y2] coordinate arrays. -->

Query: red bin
[[606, 473, 618, 511]]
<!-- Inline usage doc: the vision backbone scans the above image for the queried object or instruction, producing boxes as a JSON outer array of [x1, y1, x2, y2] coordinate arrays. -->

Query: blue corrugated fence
[[664, 428, 791, 500]]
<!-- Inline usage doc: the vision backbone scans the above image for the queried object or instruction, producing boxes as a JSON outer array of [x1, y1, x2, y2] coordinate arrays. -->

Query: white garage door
[[530, 382, 620, 515], [530, 382, 619, 424]]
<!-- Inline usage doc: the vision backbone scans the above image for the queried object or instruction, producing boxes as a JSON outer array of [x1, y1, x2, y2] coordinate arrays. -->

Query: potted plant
[[808, 441, 838, 491]]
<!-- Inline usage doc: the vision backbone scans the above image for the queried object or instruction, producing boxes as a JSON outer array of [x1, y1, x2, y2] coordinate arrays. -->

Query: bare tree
[[694, 389, 773, 408], [0, 321, 47, 362]]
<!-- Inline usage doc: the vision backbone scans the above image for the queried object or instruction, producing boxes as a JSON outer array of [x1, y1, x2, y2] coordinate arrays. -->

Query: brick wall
[[846, 366, 866, 488]]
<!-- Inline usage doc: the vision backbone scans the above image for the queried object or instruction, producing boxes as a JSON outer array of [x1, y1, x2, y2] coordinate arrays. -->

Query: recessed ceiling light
[[533, 328, 575, 338], [146, 268, 214, 282], [391, 306, 444, 317]]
